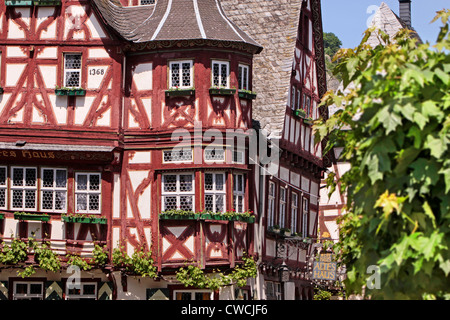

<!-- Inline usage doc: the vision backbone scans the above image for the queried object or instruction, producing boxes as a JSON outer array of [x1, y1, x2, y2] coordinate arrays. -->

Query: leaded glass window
[[162, 173, 195, 211], [11, 167, 37, 211], [232, 173, 245, 213], [0, 167, 6, 209], [169, 60, 193, 89], [64, 53, 82, 88], [212, 61, 229, 88], [41, 168, 67, 212], [204, 172, 226, 213], [75, 173, 101, 214]]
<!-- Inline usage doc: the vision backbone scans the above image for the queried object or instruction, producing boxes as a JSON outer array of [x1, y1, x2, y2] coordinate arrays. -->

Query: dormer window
[[212, 61, 229, 88], [169, 60, 194, 89]]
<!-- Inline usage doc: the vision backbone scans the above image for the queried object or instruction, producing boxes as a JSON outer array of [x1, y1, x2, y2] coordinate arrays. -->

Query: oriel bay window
[[162, 173, 195, 211], [204, 172, 226, 213]]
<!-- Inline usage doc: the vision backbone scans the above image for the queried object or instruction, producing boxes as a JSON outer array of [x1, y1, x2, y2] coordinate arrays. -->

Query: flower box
[[33, 0, 61, 5], [14, 212, 50, 222], [55, 88, 86, 96], [0, 213, 4, 220], [159, 213, 201, 220], [209, 88, 236, 96], [62, 216, 107, 224], [4, 0, 33, 5], [165, 88, 195, 97], [238, 91, 257, 100], [303, 118, 313, 125], [294, 109, 306, 118]]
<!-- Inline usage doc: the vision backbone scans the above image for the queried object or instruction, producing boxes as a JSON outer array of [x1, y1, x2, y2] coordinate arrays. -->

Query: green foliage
[[66, 253, 92, 271], [92, 244, 109, 267], [112, 243, 157, 278], [176, 255, 257, 291], [323, 32, 343, 58], [34, 242, 61, 273], [315, 10, 450, 300], [0, 238, 28, 264]]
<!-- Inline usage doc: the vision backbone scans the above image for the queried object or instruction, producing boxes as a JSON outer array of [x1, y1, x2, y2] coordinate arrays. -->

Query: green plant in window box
[[238, 89, 257, 100], [280, 228, 291, 237], [303, 117, 314, 125], [55, 86, 86, 96], [14, 211, 50, 222], [33, 0, 62, 6], [294, 109, 307, 118], [4, 1, 33, 6], [165, 86, 195, 97], [159, 209, 200, 220], [209, 86, 236, 96], [62, 213, 107, 224]]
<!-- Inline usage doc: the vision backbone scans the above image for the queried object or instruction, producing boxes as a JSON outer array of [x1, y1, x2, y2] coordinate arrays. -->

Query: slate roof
[[92, 0, 262, 52], [367, 2, 422, 47]]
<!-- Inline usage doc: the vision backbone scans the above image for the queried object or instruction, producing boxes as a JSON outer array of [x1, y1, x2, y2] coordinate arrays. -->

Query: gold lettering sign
[[313, 261, 337, 280]]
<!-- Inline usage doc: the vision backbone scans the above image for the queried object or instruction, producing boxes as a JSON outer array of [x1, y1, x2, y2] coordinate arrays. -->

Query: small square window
[[64, 53, 82, 88]]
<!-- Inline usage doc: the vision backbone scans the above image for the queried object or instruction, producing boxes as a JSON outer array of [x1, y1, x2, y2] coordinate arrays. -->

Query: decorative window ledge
[[14, 212, 50, 222], [55, 88, 86, 96], [209, 88, 236, 96], [62, 215, 107, 224], [238, 90, 257, 100], [165, 88, 195, 97]]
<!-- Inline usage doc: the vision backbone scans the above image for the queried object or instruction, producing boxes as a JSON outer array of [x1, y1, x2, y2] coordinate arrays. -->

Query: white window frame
[[267, 181, 275, 228], [63, 53, 82, 88], [40, 168, 67, 213], [238, 64, 249, 91], [204, 172, 226, 213], [173, 290, 212, 300], [0, 166, 7, 210], [161, 173, 195, 211], [13, 281, 44, 300], [279, 187, 286, 228], [233, 173, 245, 213], [65, 282, 97, 300], [211, 60, 230, 88], [290, 86, 295, 109], [10, 166, 37, 211], [291, 192, 299, 233], [162, 148, 193, 164], [75, 172, 102, 214], [265, 281, 282, 300], [302, 197, 309, 237], [169, 60, 194, 89]]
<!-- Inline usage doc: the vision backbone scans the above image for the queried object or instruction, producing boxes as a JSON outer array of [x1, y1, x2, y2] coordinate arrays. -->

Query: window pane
[[25, 190, 36, 209], [88, 194, 100, 211], [0, 189, 5, 208], [215, 174, 224, 191], [164, 196, 177, 210], [89, 174, 100, 191], [55, 191, 66, 210], [42, 169, 54, 188], [30, 284, 42, 295], [171, 63, 180, 87], [42, 191, 53, 210], [83, 284, 96, 296], [12, 190, 23, 208], [65, 71, 81, 87], [213, 63, 219, 87], [0, 167, 6, 185], [215, 194, 224, 213], [182, 62, 191, 87], [179, 175, 193, 192], [163, 175, 177, 192], [205, 174, 213, 191], [16, 284, 28, 295], [56, 170, 66, 188], [205, 194, 214, 212], [77, 194, 87, 211], [25, 169, 36, 186], [77, 175, 88, 190], [220, 64, 228, 87], [65, 54, 81, 69], [179, 196, 193, 211], [13, 168, 23, 186]]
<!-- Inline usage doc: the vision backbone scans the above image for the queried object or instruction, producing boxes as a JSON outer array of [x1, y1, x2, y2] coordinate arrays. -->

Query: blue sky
[[321, 0, 449, 48]]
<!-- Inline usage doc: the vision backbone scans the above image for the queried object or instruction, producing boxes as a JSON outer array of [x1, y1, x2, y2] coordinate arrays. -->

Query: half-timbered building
[[222, 0, 329, 300], [0, 0, 262, 300]]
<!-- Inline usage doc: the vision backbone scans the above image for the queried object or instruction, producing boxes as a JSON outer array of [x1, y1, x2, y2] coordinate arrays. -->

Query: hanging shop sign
[[312, 253, 337, 280]]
